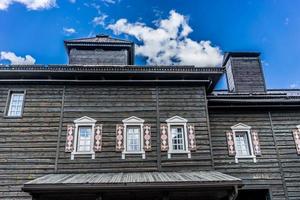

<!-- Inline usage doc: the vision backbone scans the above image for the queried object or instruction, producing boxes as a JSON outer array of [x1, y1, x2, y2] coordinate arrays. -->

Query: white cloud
[[290, 83, 299, 89], [69, 0, 75, 3], [63, 27, 76, 35], [0, 51, 36, 64], [0, 0, 56, 10], [107, 10, 222, 67], [93, 14, 108, 26], [102, 0, 117, 4], [285, 17, 289, 25]]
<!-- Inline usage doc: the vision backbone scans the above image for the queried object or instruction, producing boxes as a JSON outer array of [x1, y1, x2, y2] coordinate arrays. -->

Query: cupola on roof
[[64, 34, 135, 65]]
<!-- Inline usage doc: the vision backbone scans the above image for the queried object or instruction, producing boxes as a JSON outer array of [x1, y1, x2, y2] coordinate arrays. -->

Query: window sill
[[167, 150, 191, 159], [3, 116, 23, 119], [122, 151, 145, 159], [71, 151, 95, 160], [235, 155, 256, 163]]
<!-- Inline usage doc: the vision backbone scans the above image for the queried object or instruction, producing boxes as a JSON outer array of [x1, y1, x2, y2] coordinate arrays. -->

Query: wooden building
[[0, 34, 299, 200]]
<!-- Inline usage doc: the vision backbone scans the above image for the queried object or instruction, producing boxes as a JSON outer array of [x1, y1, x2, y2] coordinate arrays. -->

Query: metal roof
[[64, 35, 133, 45], [23, 171, 242, 191]]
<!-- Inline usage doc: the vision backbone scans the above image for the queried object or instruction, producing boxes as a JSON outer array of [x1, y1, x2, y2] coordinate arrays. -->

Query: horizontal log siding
[[209, 109, 286, 200], [57, 86, 158, 173], [159, 86, 212, 171], [0, 85, 62, 200], [270, 110, 300, 200]]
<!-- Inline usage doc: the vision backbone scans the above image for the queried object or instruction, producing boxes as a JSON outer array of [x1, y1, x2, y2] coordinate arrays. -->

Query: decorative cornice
[[0, 65, 224, 73]]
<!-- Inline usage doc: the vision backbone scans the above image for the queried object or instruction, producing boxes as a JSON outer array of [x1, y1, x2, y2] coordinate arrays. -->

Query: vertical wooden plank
[[55, 86, 65, 172], [156, 87, 161, 171], [268, 112, 288, 200], [203, 87, 214, 169]]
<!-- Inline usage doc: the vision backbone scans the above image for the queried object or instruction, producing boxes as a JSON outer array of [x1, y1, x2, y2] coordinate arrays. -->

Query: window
[[122, 116, 145, 159], [166, 116, 190, 159], [77, 126, 92, 152], [6, 91, 25, 117], [171, 125, 185, 151], [235, 131, 251, 156], [231, 123, 256, 163], [126, 126, 141, 152], [71, 116, 96, 160]]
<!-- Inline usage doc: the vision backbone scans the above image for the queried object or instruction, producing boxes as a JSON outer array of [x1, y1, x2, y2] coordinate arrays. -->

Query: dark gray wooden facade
[[0, 36, 299, 200]]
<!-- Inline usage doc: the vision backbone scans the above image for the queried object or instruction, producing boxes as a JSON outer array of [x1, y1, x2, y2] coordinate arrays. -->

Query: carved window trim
[[166, 116, 191, 159], [71, 116, 97, 160], [122, 116, 145, 159], [231, 123, 256, 163]]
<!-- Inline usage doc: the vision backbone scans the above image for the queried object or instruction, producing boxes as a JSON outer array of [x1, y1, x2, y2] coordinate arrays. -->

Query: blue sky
[[0, 0, 299, 89]]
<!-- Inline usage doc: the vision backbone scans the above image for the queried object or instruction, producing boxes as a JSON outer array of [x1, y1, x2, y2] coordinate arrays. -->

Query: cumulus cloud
[[0, 51, 36, 64], [69, 0, 76, 3], [107, 10, 222, 67], [0, 0, 56, 10], [63, 27, 76, 35], [93, 14, 108, 26]]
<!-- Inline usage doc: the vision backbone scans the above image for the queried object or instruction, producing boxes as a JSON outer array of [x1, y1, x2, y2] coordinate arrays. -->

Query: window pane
[[77, 126, 92, 152], [8, 93, 25, 117], [126, 126, 141, 152], [235, 131, 251, 156], [171, 125, 185, 151]]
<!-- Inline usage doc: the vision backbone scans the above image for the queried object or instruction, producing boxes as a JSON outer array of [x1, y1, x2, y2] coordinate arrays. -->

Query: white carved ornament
[[143, 124, 151, 151], [226, 131, 236, 156], [251, 130, 261, 156], [160, 124, 168, 151], [187, 124, 196, 151], [65, 125, 74, 152], [293, 129, 300, 155], [116, 124, 124, 151], [94, 125, 103, 152]]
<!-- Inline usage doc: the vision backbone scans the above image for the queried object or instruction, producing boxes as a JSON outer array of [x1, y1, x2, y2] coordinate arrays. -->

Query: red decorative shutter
[[65, 124, 75, 152], [226, 131, 236, 156], [187, 124, 196, 151], [251, 130, 262, 156], [94, 124, 103, 152], [143, 124, 151, 151], [160, 123, 169, 151], [116, 124, 124, 152], [293, 129, 300, 155]]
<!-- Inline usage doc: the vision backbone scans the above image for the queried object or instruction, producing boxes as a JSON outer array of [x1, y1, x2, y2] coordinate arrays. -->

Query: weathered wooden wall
[[0, 84, 63, 200], [57, 85, 211, 173], [225, 56, 266, 93], [269, 109, 300, 200], [209, 107, 300, 200], [0, 84, 212, 199], [69, 49, 128, 65]]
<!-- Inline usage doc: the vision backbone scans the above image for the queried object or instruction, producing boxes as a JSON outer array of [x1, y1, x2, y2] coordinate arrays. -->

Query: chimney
[[223, 52, 266, 93]]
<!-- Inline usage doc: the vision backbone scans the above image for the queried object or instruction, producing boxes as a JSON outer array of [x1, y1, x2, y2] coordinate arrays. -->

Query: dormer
[[64, 34, 134, 65]]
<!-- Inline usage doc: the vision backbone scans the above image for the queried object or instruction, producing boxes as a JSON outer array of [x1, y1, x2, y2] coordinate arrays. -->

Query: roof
[[23, 171, 242, 192], [0, 65, 224, 92], [208, 90, 300, 108], [64, 34, 133, 46]]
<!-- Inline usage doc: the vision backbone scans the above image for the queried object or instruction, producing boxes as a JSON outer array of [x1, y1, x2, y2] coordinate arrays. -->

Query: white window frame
[[71, 116, 97, 160], [122, 116, 145, 159], [7, 91, 25, 117], [231, 123, 256, 163], [166, 116, 190, 159]]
